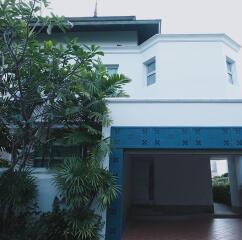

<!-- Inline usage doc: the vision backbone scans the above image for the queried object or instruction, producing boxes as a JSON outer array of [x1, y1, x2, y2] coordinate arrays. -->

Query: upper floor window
[[34, 144, 81, 168], [226, 57, 236, 84], [106, 64, 119, 75], [145, 57, 156, 86]]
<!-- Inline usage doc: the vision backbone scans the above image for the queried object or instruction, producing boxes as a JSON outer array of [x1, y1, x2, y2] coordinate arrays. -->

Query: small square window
[[227, 62, 232, 72], [34, 144, 82, 168], [105, 64, 119, 75], [144, 57, 156, 86], [226, 58, 235, 84]]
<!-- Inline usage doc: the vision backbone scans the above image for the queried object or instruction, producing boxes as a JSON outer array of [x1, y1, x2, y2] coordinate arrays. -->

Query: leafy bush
[[53, 156, 119, 240], [0, 169, 38, 234], [212, 174, 231, 205], [28, 198, 69, 240], [28, 197, 102, 240]]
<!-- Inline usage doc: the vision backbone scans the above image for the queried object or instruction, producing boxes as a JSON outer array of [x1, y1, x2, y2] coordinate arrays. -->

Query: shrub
[[53, 157, 119, 240], [0, 169, 38, 234], [28, 198, 69, 240], [212, 174, 231, 205]]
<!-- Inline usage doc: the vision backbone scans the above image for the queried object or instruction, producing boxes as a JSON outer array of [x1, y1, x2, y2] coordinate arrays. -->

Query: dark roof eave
[[68, 19, 161, 27], [68, 19, 161, 34], [35, 16, 161, 45]]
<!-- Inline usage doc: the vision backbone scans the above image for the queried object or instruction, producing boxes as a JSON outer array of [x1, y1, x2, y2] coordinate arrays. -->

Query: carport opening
[[123, 150, 214, 225], [210, 158, 234, 216], [123, 150, 240, 228]]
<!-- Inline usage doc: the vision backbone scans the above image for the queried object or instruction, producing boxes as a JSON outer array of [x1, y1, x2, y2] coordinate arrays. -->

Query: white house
[[2, 16, 242, 240]]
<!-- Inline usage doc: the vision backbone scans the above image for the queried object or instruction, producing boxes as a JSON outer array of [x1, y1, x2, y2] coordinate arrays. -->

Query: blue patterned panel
[[189, 127, 234, 149], [111, 127, 193, 148], [151, 127, 192, 148], [106, 149, 124, 240], [231, 128, 242, 148], [106, 198, 123, 240], [110, 127, 242, 149], [111, 127, 147, 148]]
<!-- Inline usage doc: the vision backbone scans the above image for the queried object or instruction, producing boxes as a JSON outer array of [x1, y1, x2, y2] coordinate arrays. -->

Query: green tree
[[0, 0, 129, 168], [0, 0, 130, 238], [0, 0, 69, 169]]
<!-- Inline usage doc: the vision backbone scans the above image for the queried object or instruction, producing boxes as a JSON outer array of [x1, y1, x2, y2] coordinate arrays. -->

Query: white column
[[235, 156, 242, 209], [228, 156, 242, 210]]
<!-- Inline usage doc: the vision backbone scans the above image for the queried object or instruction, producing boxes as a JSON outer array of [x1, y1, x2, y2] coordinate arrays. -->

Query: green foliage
[[212, 175, 231, 205], [67, 209, 102, 240], [27, 198, 69, 240], [0, 0, 130, 169], [0, 168, 38, 233], [0, 0, 70, 168], [53, 156, 119, 240], [27, 198, 103, 240], [0, 0, 130, 238]]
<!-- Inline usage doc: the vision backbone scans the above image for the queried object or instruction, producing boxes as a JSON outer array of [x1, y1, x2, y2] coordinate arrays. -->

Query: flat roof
[[39, 16, 161, 45]]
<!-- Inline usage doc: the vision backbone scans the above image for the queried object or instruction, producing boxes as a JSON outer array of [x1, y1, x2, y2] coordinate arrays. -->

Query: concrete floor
[[123, 218, 242, 240], [214, 203, 238, 217]]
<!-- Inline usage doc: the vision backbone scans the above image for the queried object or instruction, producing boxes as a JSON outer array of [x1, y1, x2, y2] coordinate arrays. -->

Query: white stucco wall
[[101, 34, 241, 99], [33, 170, 59, 212], [40, 32, 241, 99], [105, 99, 242, 128]]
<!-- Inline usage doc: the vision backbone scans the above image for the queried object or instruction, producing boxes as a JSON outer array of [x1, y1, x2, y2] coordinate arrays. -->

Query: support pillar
[[228, 156, 242, 212]]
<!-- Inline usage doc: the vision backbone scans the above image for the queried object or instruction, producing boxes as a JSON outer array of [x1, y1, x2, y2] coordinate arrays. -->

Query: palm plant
[[53, 156, 119, 239], [57, 67, 129, 154], [0, 168, 37, 233], [50, 61, 129, 239]]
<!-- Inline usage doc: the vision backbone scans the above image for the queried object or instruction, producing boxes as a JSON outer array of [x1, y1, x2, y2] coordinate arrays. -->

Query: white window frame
[[105, 64, 119, 76], [144, 57, 156, 86], [226, 57, 236, 85]]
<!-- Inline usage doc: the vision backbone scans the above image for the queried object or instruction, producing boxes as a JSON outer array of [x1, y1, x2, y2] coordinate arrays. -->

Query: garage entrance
[[105, 127, 242, 240], [124, 151, 214, 221]]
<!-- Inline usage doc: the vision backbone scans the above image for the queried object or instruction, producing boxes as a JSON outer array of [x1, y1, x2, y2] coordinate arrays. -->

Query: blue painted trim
[[105, 127, 242, 240]]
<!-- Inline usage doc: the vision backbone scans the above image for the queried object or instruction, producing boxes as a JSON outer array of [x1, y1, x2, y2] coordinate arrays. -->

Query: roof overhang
[[37, 16, 161, 45]]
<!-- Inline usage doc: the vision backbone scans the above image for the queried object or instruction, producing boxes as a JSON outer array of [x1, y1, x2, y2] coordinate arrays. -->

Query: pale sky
[[48, 0, 242, 74]]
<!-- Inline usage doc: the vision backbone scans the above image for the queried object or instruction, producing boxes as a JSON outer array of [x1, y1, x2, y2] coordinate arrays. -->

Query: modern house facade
[[1, 16, 242, 240]]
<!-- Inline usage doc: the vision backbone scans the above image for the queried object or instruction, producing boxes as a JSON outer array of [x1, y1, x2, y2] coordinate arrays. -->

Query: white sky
[[48, 0, 242, 76]]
